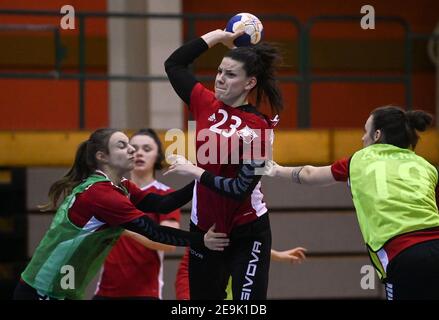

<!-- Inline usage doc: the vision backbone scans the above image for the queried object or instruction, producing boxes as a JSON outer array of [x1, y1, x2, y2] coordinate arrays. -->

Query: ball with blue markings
[[225, 13, 263, 47]]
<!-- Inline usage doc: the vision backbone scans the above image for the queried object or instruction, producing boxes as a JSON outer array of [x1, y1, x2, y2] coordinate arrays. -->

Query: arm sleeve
[[164, 38, 208, 105], [199, 160, 265, 201], [135, 182, 194, 214], [86, 183, 146, 226], [85, 183, 188, 230], [121, 215, 203, 248], [158, 208, 181, 224], [158, 188, 182, 223], [330, 157, 351, 182]]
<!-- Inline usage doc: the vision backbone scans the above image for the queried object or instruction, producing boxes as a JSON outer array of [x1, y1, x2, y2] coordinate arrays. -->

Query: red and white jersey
[[95, 180, 181, 298], [190, 83, 273, 233], [175, 248, 190, 300], [68, 173, 150, 228]]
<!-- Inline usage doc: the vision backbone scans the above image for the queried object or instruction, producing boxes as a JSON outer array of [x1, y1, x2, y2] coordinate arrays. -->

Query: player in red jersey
[[94, 129, 182, 300], [13, 129, 229, 300], [165, 29, 283, 299]]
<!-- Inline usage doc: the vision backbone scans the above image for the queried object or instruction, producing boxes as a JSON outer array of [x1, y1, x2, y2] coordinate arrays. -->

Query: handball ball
[[225, 13, 263, 47]]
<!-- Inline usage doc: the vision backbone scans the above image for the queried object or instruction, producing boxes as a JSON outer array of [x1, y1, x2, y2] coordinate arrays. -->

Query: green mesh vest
[[21, 174, 124, 299], [350, 144, 439, 279]]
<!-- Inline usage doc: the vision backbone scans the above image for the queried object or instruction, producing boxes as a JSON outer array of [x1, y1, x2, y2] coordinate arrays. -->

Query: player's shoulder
[[141, 180, 172, 193], [191, 83, 223, 114], [91, 179, 120, 192], [235, 105, 271, 128], [192, 83, 217, 104], [79, 180, 123, 206], [121, 178, 140, 191]]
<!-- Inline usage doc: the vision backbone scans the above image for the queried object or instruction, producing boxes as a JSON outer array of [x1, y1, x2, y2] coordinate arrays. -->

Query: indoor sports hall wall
[[0, 0, 108, 129], [183, 0, 439, 128], [1, 0, 438, 129], [1, 0, 438, 300]]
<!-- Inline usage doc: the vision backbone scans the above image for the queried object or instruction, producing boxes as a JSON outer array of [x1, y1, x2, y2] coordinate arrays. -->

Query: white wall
[[107, 0, 183, 129]]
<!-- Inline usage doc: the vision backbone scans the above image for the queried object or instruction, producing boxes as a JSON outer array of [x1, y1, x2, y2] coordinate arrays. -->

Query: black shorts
[[13, 280, 61, 300], [189, 214, 271, 300], [92, 295, 158, 300], [385, 239, 439, 300]]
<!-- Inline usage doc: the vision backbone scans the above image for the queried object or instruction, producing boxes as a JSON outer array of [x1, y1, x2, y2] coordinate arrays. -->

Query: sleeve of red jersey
[[123, 180, 183, 222], [89, 183, 145, 227], [122, 179, 149, 205], [189, 82, 217, 119], [330, 157, 351, 182]]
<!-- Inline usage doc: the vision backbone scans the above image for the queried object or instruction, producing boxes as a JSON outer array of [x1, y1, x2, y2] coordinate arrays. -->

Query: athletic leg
[[188, 222, 228, 300], [229, 215, 272, 300]]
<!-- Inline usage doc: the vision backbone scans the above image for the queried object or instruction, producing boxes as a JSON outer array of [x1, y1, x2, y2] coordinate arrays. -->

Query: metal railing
[[302, 16, 412, 127], [0, 23, 64, 74], [0, 9, 431, 129], [0, 10, 301, 129]]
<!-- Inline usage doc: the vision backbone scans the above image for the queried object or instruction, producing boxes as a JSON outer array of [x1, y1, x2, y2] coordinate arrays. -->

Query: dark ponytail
[[371, 106, 433, 150], [406, 110, 433, 132], [40, 128, 118, 210], [224, 42, 283, 115]]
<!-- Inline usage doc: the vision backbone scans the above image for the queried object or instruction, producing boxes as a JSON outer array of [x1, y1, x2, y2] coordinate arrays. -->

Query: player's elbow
[[300, 165, 335, 186], [300, 165, 316, 184]]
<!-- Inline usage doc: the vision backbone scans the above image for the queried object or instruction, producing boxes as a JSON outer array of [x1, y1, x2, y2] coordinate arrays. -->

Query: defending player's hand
[[204, 224, 230, 251], [271, 247, 307, 264], [262, 160, 280, 177], [164, 154, 205, 179]]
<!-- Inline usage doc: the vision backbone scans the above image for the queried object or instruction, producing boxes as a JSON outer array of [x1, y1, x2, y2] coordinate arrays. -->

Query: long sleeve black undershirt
[[199, 160, 265, 201], [121, 216, 203, 248], [164, 37, 208, 105], [135, 181, 194, 214], [122, 181, 203, 247]]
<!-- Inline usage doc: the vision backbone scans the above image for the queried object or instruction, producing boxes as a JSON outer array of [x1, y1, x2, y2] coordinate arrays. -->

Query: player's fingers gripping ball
[[226, 12, 263, 47]]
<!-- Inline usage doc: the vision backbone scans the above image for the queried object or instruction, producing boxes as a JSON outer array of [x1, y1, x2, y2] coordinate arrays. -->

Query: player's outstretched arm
[[164, 155, 263, 201], [265, 161, 338, 186]]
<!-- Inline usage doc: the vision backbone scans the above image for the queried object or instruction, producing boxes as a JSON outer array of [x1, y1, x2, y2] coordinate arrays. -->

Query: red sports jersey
[[175, 248, 190, 300], [95, 180, 181, 298], [68, 175, 149, 228], [190, 83, 273, 233]]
